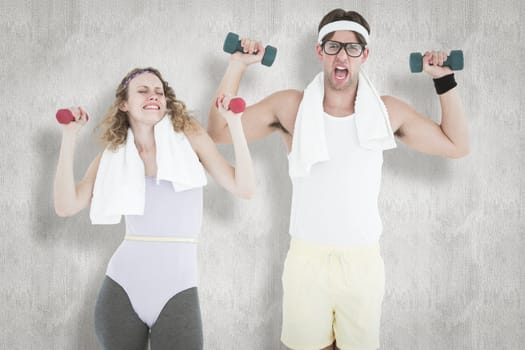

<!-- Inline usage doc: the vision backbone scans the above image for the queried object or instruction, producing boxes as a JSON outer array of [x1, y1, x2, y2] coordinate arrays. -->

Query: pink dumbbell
[[55, 109, 89, 124], [215, 97, 246, 113]]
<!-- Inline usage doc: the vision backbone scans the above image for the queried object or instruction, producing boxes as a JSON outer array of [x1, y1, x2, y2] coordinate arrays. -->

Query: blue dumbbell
[[410, 50, 464, 73], [223, 32, 277, 67]]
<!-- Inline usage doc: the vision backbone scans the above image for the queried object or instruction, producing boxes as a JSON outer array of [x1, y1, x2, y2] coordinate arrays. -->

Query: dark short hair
[[318, 9, 370, 45]]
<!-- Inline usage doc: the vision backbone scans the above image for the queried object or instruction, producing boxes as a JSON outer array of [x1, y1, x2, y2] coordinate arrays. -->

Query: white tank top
[[289, 113, 384, 245]]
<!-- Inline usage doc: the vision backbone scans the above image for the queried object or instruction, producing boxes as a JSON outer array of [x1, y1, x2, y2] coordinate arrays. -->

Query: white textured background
[[1, 0, 523, 349]]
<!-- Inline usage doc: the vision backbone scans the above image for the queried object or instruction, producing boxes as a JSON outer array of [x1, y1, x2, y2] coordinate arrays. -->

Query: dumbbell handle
[[56, 109, 89, 124], [410, 50, 464, 73], [216, 97, 246, 113]]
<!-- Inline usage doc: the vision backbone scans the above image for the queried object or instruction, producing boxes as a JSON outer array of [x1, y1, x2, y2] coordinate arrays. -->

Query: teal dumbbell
[[409, 50, 464, 73], [223, 32, 277, 67]]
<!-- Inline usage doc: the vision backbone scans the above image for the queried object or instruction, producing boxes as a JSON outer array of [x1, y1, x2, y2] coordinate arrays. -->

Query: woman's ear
[[118, 101, 128, 112]]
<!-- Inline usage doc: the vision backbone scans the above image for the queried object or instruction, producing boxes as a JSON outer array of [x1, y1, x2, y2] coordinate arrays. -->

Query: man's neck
[[323, 83, 358, 117]]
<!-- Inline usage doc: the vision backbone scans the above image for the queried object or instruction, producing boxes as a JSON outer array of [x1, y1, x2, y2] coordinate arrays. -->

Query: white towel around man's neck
[[288, 70, 396, 178], [89, 115, 207, 224]]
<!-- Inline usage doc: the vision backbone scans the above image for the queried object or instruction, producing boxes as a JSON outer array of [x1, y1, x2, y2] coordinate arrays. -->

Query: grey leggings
[[94, 276, 203, 350]]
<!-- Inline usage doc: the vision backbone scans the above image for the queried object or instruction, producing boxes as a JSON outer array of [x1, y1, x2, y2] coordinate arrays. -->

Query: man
[[207, 9, 468, 350]]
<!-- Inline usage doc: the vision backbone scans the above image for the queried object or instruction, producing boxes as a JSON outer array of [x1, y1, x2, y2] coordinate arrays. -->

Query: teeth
[[144, 106, 159, 110]]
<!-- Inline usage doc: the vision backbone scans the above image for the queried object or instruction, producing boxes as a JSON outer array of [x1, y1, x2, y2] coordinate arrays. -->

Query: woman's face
[[120, 72, 167, 125]]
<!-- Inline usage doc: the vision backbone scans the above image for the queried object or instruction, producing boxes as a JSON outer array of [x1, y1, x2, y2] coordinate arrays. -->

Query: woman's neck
[[130, 124, 156, 153]]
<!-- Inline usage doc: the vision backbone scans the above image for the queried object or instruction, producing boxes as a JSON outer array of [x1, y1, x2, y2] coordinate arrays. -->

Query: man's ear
[[316, 43, 324, 61], [361, 47, 370, 63]]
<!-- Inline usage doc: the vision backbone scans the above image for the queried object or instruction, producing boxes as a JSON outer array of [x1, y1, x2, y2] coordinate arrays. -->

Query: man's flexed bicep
[[209, 89, 302, 146], [384, 94, 469, 159]]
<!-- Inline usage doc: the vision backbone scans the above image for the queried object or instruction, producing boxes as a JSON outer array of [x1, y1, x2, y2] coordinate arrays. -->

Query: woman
[[54, 67, 255, 349]]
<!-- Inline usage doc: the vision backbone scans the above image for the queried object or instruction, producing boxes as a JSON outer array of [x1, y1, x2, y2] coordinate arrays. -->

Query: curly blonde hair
[[98, 67, 195, 150]]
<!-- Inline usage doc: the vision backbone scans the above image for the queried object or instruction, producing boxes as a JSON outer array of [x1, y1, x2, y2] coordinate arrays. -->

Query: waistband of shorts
[[124, 235, 198, 243], [289, 237, 380, 257]]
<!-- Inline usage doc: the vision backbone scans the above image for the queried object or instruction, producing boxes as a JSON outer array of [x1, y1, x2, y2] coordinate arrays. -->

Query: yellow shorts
[[281, 238, 385, 350]]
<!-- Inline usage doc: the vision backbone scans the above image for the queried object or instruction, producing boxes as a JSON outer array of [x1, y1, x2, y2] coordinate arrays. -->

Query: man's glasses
[[322, 40, 366, 58]]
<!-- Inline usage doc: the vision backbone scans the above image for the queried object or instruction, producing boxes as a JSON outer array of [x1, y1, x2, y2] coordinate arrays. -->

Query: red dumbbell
[[56, 109, 89, 124], [215, 97, 246, 113]]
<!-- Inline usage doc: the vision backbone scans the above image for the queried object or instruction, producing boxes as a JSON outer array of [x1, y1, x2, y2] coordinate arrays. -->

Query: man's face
[[316, 30, 369, 91]]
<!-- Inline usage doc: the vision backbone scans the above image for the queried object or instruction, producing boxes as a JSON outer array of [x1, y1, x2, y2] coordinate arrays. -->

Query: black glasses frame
[[322, 40, 366, 58]]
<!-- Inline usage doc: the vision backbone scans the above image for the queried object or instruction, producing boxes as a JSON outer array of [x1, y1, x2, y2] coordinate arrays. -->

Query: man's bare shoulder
[[267, 89, 303, 134], [269, 89, 303, 105], [381, 95, 417, 134]]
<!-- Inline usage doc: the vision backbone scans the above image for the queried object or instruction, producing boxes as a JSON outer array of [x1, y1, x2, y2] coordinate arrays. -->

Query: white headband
[[318, 20, 370, 45]]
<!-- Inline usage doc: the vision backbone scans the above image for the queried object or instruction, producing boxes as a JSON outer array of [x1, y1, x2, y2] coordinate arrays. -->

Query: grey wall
[[1, 0, 523, 349]]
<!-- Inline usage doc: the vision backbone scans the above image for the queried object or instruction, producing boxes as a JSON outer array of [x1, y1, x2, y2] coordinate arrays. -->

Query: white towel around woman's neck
[[288, 70, 396, 178], [89, 115, 207, 224]]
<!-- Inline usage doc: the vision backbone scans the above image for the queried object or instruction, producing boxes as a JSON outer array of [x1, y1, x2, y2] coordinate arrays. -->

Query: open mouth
[[334, 66, 349, 80]]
